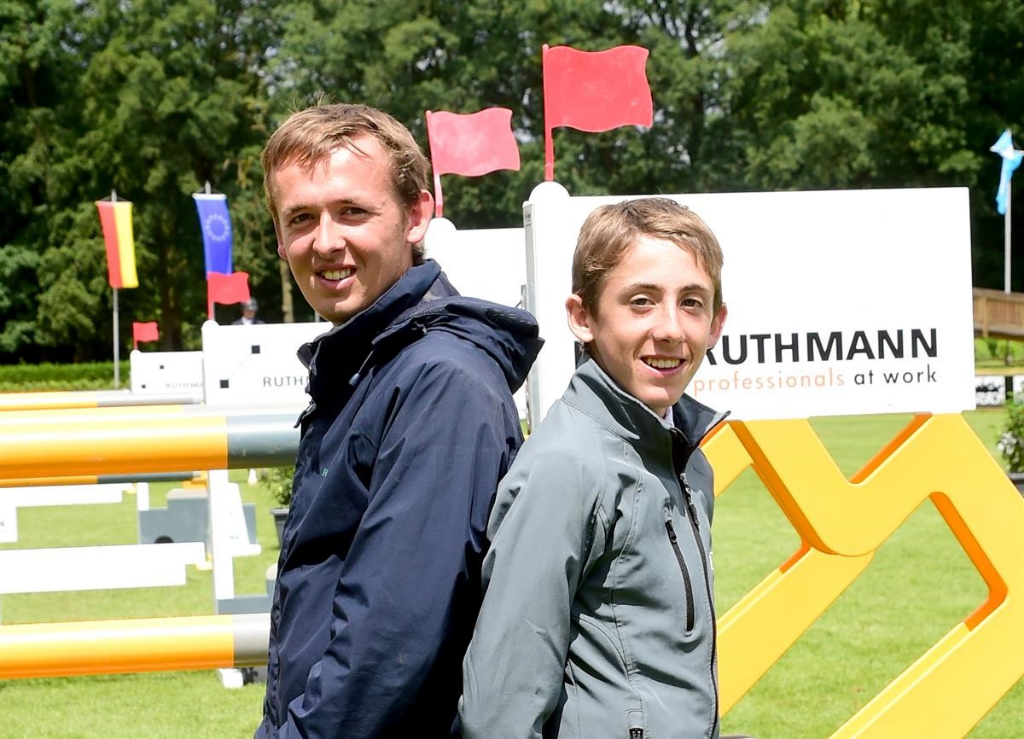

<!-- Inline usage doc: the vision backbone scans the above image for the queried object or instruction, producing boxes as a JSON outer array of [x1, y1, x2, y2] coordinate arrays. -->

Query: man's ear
[[708, 303, 728, 349], [566, 294, 594, 344], [405, 190, 434, 245]]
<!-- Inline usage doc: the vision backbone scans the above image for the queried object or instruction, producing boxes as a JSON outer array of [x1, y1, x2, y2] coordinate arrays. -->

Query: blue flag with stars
[[193, 193, 234, 275], [990, 129, 1023, 216]]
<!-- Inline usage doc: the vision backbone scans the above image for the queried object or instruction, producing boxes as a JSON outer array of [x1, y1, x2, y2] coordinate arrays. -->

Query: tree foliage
[[2, 0, 1021, 361]]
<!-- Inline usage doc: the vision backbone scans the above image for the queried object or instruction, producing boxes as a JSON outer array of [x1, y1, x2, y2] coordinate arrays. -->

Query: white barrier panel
[[201, 321, 331, 406], [130, 350, 205, 394], [524, 185, 976, 422], [0, 484, 127, 543], [976, 375, 1008, 407], [0, 542, 206, 594], [425, 219, 529, 419]]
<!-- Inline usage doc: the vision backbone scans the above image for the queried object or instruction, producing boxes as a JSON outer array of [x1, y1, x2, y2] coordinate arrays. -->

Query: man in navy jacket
[[254, 103, 542, 739]]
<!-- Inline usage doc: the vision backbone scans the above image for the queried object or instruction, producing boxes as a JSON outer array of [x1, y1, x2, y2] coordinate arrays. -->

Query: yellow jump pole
[[0, 613, 269, 679], [0, 471, 202, 489], [0, 412, 298, 481], [0, 390, 203, 412], [0, 401, 302, 426]]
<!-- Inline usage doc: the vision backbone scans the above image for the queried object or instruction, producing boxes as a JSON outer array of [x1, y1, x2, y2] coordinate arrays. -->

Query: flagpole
[[111, 189, 120, 389], [1006, 184, 1012, 294], [542, 44, 555, 181]]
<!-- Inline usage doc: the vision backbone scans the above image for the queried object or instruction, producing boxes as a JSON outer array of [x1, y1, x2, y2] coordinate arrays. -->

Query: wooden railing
[[975, 288, 1024, 338]]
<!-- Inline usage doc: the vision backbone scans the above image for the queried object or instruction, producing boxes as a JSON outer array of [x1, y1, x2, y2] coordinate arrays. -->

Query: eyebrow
[[280, 197, 371, 223], [621, 282, 712, 294]]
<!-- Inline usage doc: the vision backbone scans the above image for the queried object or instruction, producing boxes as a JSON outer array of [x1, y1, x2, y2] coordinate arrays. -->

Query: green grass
[[0, 411, 1020, 738], [975, 337, 1024, 373]]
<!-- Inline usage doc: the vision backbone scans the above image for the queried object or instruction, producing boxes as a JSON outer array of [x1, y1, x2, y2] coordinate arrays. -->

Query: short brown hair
[[261, 103, 431, 263], [572, 198, 724, 315]]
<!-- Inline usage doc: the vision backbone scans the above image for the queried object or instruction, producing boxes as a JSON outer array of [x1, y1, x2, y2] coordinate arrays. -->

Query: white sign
[[130, 350, 205, 394], [426, 219, 529, 418], [201, 321, 331, 406], [425, 219, 527, 307], [524, 185, 977, 422]]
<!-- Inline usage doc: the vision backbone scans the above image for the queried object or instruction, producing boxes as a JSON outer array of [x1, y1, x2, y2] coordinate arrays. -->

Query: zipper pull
[[629, 729, 644, 739], [665, 519, 677, 543]]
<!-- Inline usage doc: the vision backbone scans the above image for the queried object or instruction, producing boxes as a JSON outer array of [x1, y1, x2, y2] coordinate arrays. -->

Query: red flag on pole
[[425, 108, 521, 218], [95, 200, 139, 288], [132, 321, 159, 349], [207, 271, 250, 319], [542, 44, 654, 180]]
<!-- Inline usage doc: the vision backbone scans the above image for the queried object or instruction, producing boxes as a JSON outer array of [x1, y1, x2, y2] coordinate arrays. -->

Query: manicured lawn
[[0, 410, 1019, 738]]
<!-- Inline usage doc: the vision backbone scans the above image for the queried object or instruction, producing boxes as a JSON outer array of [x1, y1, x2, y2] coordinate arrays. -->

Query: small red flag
[[207, 271, 250, 319], [425, 108, 521, 218], [132, 321, 159, 349], [542, 44, 654, 180]]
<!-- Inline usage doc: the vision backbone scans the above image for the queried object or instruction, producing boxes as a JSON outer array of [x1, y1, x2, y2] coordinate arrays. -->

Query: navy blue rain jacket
[[256, 261, 543, 739]]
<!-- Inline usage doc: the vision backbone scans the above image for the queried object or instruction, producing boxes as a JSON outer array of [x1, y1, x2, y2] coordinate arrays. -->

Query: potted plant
[[997, 397, 1024, 495], [266, 464, 295, 548]]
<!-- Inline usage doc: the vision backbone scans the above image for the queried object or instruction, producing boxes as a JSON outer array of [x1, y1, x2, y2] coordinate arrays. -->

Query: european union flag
[[990, 129, 1023, 216], [193, 193, 234, 275]]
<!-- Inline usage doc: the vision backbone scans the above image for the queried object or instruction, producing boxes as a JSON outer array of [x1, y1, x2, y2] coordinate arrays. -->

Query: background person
[[233, 297, 265, 325], [255, 102, 542, 739], [461, 198, 728, 739]]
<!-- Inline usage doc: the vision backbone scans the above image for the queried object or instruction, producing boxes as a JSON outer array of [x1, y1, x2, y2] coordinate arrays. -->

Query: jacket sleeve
[[277, 357, 515, 738], [460, 424, 607, 739]]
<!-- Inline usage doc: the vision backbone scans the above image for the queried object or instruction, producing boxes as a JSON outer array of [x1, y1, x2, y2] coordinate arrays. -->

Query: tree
[[0, 0, 279, 360]]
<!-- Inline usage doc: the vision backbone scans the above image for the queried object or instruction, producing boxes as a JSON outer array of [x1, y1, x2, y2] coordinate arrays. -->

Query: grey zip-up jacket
[[461, 354, 725, 739]]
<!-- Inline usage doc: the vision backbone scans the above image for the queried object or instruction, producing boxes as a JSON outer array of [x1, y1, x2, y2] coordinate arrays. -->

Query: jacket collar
[[563, 353, 726, 455], [298, 261, 448, 394]]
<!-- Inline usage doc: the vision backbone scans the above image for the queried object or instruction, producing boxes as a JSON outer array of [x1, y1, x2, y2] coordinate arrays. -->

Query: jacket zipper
[[664, 518, 696, 633], [681, 471, 720, 735]]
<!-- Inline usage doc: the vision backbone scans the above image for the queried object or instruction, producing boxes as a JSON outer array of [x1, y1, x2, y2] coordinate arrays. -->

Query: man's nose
[[653, 305, 684, 344], [313, 212, 344, 255]]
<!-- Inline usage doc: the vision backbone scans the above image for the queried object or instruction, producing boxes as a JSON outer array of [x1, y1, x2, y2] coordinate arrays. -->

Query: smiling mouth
[[320, 268, 353, 281], [643, 357, 682, 370]]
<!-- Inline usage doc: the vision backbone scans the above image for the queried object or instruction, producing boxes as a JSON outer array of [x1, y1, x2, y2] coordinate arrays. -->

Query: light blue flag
[[990, 129, 1023, 215], [193, 193, 234, 275]]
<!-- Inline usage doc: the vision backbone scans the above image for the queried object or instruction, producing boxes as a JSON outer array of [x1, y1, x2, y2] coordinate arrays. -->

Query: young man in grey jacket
[[461, 197, 729, 739]]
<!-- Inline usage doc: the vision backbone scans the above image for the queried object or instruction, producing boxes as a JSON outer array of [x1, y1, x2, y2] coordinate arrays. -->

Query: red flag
[[207, 271, 250, 319], [542, 44, 654, 180], [132, 321, 159, 349], [425, 108, 521, 218]]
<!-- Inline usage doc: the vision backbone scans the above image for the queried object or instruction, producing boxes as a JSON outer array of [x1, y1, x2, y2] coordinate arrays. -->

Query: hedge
[[0, 362, 131, 392]]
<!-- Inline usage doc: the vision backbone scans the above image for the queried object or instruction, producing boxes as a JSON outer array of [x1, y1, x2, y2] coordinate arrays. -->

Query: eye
[[287, 212, 313, 227], [340, 205, 368, 218], [682, 296, 706, 310], [629, 296, 655, 309]]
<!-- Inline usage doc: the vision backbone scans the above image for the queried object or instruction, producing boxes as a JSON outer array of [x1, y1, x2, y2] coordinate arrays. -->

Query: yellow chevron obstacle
[[704, 414, 1024, 738]]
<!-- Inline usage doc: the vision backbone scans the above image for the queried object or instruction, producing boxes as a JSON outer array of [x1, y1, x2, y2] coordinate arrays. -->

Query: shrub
[[998, 398, 1024, 473], [265, 465, 296, 508]]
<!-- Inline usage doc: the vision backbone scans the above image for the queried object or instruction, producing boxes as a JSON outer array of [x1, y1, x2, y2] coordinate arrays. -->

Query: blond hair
[[572, 198, 724, 315]]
